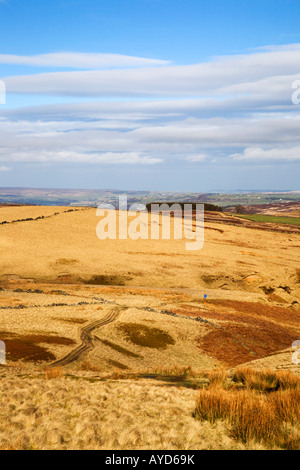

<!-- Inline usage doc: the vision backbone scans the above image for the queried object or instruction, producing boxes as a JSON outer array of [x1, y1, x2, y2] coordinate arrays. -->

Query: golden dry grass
[[0, 367, 250, 451], [0, 206, 299, 449], [0, 206, 75, 224], [194, 368, 300, 449], [0, 206, 299, 296], [1, 366, 298, 450], [232, 367, 300, 391], [0, 438, 21, 450]]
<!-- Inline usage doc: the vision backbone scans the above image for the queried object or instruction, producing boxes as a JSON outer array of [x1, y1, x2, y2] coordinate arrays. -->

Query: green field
[[235, 214, 300, 226]]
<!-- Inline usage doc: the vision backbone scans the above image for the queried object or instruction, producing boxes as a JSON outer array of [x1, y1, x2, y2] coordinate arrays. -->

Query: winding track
[[50, 306, 126, 367]]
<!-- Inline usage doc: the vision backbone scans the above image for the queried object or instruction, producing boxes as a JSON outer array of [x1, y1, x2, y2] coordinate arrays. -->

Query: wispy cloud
[[0, 165, 12, 171], [0, 112, 299, 165], [186, 154, 208, 162], [230, 146, 300, 162], [0, 52, 169, 70], [1, 44, 300, 169], [3, 44, 300, 97], [0, 147, 161, 165]]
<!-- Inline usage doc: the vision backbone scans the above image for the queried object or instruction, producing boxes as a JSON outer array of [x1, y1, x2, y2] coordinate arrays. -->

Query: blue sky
[[0, 0, 300, 191]]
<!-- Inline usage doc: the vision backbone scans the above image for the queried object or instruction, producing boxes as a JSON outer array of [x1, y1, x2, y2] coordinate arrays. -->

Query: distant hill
[[0, 187, 299, 208], [146, 202, 223, 212]]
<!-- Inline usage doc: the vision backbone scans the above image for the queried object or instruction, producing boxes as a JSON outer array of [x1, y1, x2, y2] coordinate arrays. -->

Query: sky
[[0, 0, 300, 192]]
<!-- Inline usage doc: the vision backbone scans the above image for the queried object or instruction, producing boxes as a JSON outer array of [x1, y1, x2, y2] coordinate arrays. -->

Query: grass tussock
[[146, 365, 197, 377], [45, 367, 64, 380], [205, 368, 228, 388], [194, 368, 300, 449], [79, 361, 103, 372], [232, 367, 300, 392], [0, 439, 21, 450]]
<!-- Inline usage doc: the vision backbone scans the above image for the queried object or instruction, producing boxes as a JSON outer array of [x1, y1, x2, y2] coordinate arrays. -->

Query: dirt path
[[50, 306, 126, 367]]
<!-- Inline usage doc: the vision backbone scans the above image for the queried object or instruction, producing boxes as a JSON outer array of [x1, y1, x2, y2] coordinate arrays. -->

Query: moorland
[[0, 203, 299, 450]]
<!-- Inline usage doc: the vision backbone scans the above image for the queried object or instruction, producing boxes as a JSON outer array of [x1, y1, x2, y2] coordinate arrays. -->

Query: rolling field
[[0, 206, 299, 450], [235, 214, 300, 226]]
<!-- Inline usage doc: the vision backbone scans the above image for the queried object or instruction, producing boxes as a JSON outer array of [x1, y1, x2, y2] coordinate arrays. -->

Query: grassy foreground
[[0, 365, 299, 450]]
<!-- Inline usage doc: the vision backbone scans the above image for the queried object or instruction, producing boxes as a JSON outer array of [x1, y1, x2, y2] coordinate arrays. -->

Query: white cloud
[[0, 143, 162, 164], [0, 110, 299, 165], [3, 44, 300, 97], [1, 113, 299, 165], [1, 44, 300, 168], [186, 154, 208, 162], [0, 165, 12, 171], [0, 52, 169, 69], [230, 146, 300, 161]]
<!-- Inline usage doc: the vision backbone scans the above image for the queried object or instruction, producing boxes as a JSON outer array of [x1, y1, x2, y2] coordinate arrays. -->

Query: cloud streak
[[0, 52, 169, 69], [3, 44, 300, 97], [230, 146, 300, 162], [0, 112, 299, 165], [1, 44, 300, 171], [0, 165, 12, 171]]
